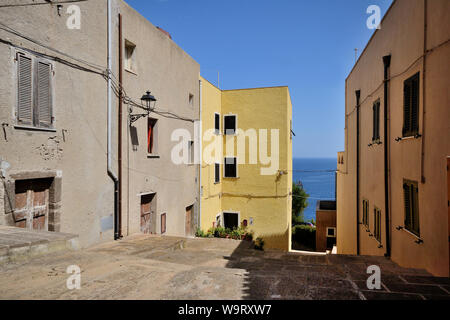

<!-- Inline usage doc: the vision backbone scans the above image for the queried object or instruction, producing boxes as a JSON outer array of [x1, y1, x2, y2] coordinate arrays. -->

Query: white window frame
[[224, 157, 238, 178], [221, 211, 241, 230], [14, 50, 55, 131], [326, 227, 337, 238], [124, 40, 137, 74], [223, 114, 237, 135]]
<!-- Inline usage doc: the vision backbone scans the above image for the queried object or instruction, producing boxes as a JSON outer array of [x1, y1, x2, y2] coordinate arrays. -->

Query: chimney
[[156, 27, 172, 40]]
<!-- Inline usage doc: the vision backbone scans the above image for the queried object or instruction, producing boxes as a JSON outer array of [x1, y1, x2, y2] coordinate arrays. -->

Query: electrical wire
[[345, 37, 450, 118], [0, 0, 89, 8]]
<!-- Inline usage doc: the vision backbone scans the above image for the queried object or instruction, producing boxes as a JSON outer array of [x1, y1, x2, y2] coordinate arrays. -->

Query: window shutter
[[403, 81, 411, 136], [372, 104, 376, 141], [376, 102, 381, 140], [403, 183, 411, 230], [411, 75, 419, 134], [412, 184, 420, 235], [17, 54, 33, 125], [37, 61, 52, 127]]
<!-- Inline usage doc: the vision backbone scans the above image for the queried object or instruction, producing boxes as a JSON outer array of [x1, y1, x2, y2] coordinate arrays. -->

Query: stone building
[[0, 0, 200, 247]]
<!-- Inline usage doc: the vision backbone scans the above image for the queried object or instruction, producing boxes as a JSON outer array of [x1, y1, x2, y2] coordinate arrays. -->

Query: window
[[16, 53, 53, 128], [224, 157, 237, 178], [372, 100, 380, 142], [188, 140, 194, 164], [189, 93, 194, 107], [403, 180, 420, 236], [125, 40, 136, 72], [224, 115, 237, 135], [214, 163, 220, 184], [223, 212, 239, 230], [161, 213, 166, 234], [148, 118, 158, 154], [403, 73, 420, 137], [374, 207, 382, 243], [326, 227, 337, 238], [214, 113, 220, 135], [362, 199, 369, 228]]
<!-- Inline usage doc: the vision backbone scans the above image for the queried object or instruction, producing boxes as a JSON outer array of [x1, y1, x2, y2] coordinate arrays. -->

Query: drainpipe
[[383, 55, 391, 257], [198, 79, 203, 230], [118, 13, 123, 239], [420, 0, 427, 184], [355, 89, 361, 256], [107, 0, 120, 240]]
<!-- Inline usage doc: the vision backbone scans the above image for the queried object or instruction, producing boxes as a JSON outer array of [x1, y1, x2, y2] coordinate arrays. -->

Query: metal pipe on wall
[[118, 12, 123, 239], [355, 89, 361, 256], [383, 55, 391, 258], [107, 0, 120, 240]]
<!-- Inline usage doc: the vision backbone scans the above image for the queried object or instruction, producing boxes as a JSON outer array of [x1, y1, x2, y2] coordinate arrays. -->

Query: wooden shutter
[[37, 61, 52, 127], [403, 81, 411, 136], [376, 102, 380, 140], [17, 54, 33, 125], [372, 104, 376, 141], [411, 74, 419, 134]]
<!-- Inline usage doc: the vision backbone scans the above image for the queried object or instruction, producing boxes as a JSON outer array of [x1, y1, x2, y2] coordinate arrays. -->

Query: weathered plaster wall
[[0, 0, 115, 247], [119, 1, 200, 238]]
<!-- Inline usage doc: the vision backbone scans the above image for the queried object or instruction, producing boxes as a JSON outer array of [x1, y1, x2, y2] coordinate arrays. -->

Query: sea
[[292, 158, 337, 222]]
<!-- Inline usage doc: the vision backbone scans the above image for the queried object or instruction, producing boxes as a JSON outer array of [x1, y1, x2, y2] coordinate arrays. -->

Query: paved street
[[0, 235, 448, 300]]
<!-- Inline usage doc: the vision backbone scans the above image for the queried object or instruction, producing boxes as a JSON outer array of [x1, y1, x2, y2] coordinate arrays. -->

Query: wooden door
[[14, 179, 51, 231], [141, 194, 155, 234], [185, 205, 194, 237]]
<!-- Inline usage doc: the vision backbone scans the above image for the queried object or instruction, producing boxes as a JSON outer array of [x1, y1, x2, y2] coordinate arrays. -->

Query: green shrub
[[292, 225, 316, 250], [254, 237, 265, 251]]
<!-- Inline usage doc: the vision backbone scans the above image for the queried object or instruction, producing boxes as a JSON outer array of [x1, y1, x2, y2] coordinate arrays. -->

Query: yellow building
[[199, 77, 293, 251]]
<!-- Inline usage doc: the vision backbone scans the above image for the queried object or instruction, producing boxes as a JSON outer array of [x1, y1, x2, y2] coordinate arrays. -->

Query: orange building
[[336, 0, 450, 276]]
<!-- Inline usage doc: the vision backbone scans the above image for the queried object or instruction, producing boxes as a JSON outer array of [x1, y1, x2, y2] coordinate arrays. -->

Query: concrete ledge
[[0, 226, 79, 265]]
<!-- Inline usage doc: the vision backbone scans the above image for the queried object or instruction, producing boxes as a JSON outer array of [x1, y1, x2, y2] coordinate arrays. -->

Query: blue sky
[[126, 0, 393, 158]]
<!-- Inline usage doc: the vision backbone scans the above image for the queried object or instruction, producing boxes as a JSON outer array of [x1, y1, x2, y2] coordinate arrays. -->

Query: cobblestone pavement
[[0, 235, 448, 300]]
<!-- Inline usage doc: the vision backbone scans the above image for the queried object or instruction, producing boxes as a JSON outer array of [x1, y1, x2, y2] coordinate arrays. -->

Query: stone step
[[0, 226, 79, 264]]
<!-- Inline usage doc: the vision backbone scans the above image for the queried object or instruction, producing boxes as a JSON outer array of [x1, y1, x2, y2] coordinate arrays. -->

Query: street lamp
[[129, 90, 157, 124]]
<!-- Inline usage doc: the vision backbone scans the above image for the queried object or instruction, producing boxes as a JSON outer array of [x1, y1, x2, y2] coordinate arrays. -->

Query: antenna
[[354, 48, 358, 63], [217, 71, 220, 89]]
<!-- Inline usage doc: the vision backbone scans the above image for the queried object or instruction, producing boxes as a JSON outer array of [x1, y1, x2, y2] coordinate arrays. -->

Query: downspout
[[107, 0, 120, 240], [356, 90, 361, 256], [383, 55, 391, 257], [198, 79, 203, 229], [420, 0, 427, 184], [118, 13, 123, 239]]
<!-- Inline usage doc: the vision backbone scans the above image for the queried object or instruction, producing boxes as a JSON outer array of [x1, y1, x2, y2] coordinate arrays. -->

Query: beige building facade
[[337, 0, 450, 276], [0, 0, 200, 247]]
